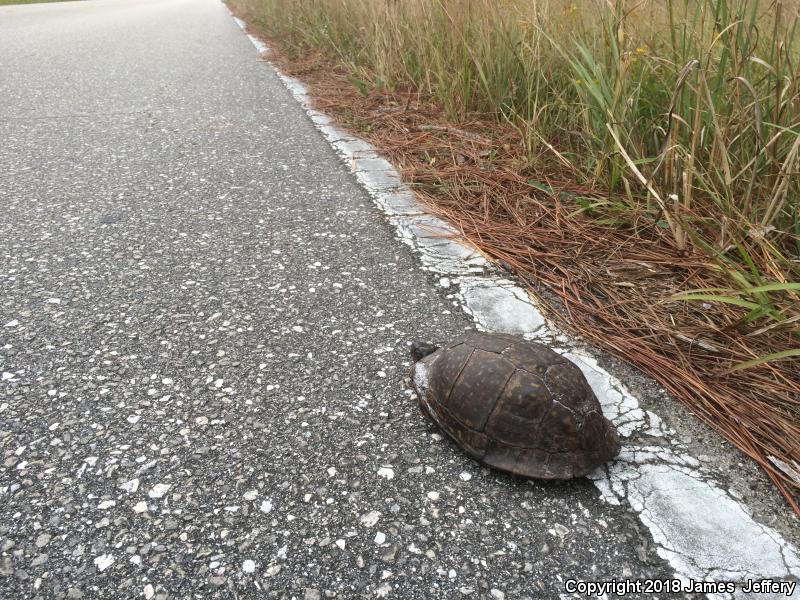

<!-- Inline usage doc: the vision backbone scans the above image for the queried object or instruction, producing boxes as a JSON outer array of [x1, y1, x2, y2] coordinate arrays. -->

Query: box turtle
[[410, 332, 620, 479]]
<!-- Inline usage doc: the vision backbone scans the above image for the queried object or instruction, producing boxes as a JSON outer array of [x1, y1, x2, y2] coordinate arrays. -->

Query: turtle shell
[[411, 332, 620, 479]]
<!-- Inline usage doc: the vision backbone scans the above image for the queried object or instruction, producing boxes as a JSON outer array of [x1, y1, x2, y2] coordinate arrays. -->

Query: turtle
[[409, 331, 620, 479]]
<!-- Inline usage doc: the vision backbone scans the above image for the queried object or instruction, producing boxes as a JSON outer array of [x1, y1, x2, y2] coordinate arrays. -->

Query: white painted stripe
[[226, 7, 800, 597], [231, 13, 269, 53]]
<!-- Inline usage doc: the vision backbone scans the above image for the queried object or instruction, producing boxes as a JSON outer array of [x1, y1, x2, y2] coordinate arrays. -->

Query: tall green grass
[[236, 0, 800, 349]]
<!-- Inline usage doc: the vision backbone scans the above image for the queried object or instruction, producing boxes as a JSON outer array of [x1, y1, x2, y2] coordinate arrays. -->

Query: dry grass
[[0, 0, 75, 4], [230, 0, 800, 513]]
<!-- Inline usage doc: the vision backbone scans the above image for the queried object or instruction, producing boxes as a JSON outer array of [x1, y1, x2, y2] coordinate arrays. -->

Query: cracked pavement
[[0, 0, 796, 599]]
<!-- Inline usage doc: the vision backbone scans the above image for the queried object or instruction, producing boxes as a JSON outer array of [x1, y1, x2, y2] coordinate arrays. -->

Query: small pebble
[[377, 467, 394, 480], [93, 554, 114, 572], [120, 479, 139, 493], [148, 483, 170, 499]]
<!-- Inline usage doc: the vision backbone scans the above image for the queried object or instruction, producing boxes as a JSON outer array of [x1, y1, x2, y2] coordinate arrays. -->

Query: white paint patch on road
[[562, 350, 663, 439], [393, 214, 488, 274], [373, 188, 424, 216], [458, 278, 547, 337], [229, 9, 800, 596], [594, 453, 800, 600], [232, 15, 269, 54]]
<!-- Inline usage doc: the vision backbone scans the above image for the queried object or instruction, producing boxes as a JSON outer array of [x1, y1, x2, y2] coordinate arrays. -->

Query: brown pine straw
[[249, 39, 800, 514]]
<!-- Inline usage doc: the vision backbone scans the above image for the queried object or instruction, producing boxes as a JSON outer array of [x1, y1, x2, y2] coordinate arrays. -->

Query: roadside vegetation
[[0, 0, 73, 5], [229, 0, 800, 512]]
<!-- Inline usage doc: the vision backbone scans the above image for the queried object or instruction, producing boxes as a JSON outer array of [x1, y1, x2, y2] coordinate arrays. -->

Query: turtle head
[[410, 340, 439, 362]]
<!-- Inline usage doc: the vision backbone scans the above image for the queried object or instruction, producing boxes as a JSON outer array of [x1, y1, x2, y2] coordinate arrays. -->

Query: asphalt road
[[0, 0, 694, 598]]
